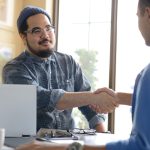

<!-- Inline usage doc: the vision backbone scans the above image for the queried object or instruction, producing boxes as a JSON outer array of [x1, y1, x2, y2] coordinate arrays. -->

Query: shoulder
[[140, 63, 150, 81], [5, 52, 28, 65], [135, 63, 150, 97], [3, 52, 31, 71]]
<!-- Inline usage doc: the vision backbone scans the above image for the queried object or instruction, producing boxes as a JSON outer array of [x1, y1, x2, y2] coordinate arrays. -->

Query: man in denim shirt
[[2, 6, 118, 132]]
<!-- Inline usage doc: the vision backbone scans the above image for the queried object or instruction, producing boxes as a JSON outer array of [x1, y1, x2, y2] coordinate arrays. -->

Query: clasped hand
[[89, 87, 119, 114]]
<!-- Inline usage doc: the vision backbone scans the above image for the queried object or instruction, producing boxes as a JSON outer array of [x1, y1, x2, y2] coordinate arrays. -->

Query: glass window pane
[[58, 0, 112, 129], [58, 0, 112, 89]]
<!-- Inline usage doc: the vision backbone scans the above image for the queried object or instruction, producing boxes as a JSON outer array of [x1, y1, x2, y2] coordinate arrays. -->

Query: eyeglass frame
[[24, 25, 55, 36]]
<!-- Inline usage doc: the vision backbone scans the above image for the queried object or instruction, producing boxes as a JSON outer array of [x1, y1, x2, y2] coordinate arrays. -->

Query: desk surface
[[3, 133, 129, 149], [50, 133, 129, 146]]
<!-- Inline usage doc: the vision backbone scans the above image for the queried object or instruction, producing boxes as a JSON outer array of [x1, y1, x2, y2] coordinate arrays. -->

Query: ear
[[145, 7, 150, 18], [20, 33, 26, 40], [19, 33, 27, 45]]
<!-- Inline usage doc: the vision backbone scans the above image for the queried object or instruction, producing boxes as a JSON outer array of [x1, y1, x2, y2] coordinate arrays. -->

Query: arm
[[16, 141, 106, 150], [3, 63, 69, 112], [3, 64, 118, 113], [93, 87, 132, 106], [57, 91, 118, 112], [116, 92, 132, 105], [90, 88, 131, 113]]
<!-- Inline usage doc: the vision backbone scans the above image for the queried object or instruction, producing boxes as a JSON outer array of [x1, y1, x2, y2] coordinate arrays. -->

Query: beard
[[26, 39, 54, 58]]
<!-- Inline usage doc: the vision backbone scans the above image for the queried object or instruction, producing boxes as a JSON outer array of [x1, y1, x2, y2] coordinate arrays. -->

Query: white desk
[[50, 133, 129, 146], [3, 133, 129, 149], [82, 133, 128, 145]]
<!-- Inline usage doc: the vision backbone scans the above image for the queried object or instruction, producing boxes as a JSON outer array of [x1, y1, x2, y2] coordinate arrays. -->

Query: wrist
[[115, 92, 121, 104]]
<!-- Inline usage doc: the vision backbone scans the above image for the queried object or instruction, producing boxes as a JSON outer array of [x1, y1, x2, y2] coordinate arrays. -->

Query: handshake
[[89, 87, 120, 114], [58, 87, 131, 114]]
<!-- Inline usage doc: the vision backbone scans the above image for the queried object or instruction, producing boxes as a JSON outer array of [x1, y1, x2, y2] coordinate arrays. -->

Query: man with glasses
[[16, 0, 150, 149], [2, 6, 118, 133]]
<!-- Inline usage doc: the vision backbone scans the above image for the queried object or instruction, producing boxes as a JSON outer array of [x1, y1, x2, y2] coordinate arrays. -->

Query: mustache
[[38, 39, 49, 45]]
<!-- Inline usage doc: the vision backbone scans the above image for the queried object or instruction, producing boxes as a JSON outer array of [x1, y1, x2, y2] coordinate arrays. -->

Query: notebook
[[0, 84, 37, 137]]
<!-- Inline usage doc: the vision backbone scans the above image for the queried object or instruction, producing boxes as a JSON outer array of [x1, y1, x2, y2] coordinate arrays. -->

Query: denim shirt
[[2, 50, 105, 131]]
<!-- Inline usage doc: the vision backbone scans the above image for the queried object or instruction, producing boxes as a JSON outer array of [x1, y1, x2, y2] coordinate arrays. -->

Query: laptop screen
[[0, 84, 36, 137]]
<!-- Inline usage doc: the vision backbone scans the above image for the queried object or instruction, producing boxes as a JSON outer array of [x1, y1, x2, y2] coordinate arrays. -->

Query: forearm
[[16, 142, 106, 150], [56, 91, 118, 111], [117, 92, 132, 105], [56, 91, 94, 110]]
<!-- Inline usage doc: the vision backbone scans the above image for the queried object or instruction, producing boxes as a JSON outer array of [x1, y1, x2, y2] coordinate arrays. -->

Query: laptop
[[0, 84, 37, 138]]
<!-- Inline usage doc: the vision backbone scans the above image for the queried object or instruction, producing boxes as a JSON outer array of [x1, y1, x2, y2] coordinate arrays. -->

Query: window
[[57, 0, 112, 129], [0, 0, 14, 26], [56, 0, 150, 135]]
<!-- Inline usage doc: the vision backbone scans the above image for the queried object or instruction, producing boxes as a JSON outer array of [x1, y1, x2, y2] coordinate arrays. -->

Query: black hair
[[18, 20, 28, 35]]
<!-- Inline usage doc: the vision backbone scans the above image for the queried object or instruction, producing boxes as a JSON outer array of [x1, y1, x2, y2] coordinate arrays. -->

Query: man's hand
[[89, 87, 119, 113], [94, 87, 116, 97], [57, 88, 119, 113]]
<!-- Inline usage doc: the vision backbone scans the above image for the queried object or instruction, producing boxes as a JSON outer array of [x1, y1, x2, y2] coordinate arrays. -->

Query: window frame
[[53, 0, 118, 133]]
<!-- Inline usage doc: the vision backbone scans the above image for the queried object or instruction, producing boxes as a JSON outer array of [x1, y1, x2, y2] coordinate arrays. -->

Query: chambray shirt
[[2, 50, 105, 131], [106, 64, 150, 150]]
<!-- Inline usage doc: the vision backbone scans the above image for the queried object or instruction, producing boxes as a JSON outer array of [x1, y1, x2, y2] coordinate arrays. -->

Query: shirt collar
[[24, 50, 55, 64]]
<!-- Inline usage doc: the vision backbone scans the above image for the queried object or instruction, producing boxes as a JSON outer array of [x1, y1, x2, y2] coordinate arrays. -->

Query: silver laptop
[[0, 84, 36, 137]]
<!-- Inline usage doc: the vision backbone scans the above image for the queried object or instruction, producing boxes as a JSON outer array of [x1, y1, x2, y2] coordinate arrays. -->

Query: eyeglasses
[[69, 128, 96, 135], [25, 25, 55, 36]]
